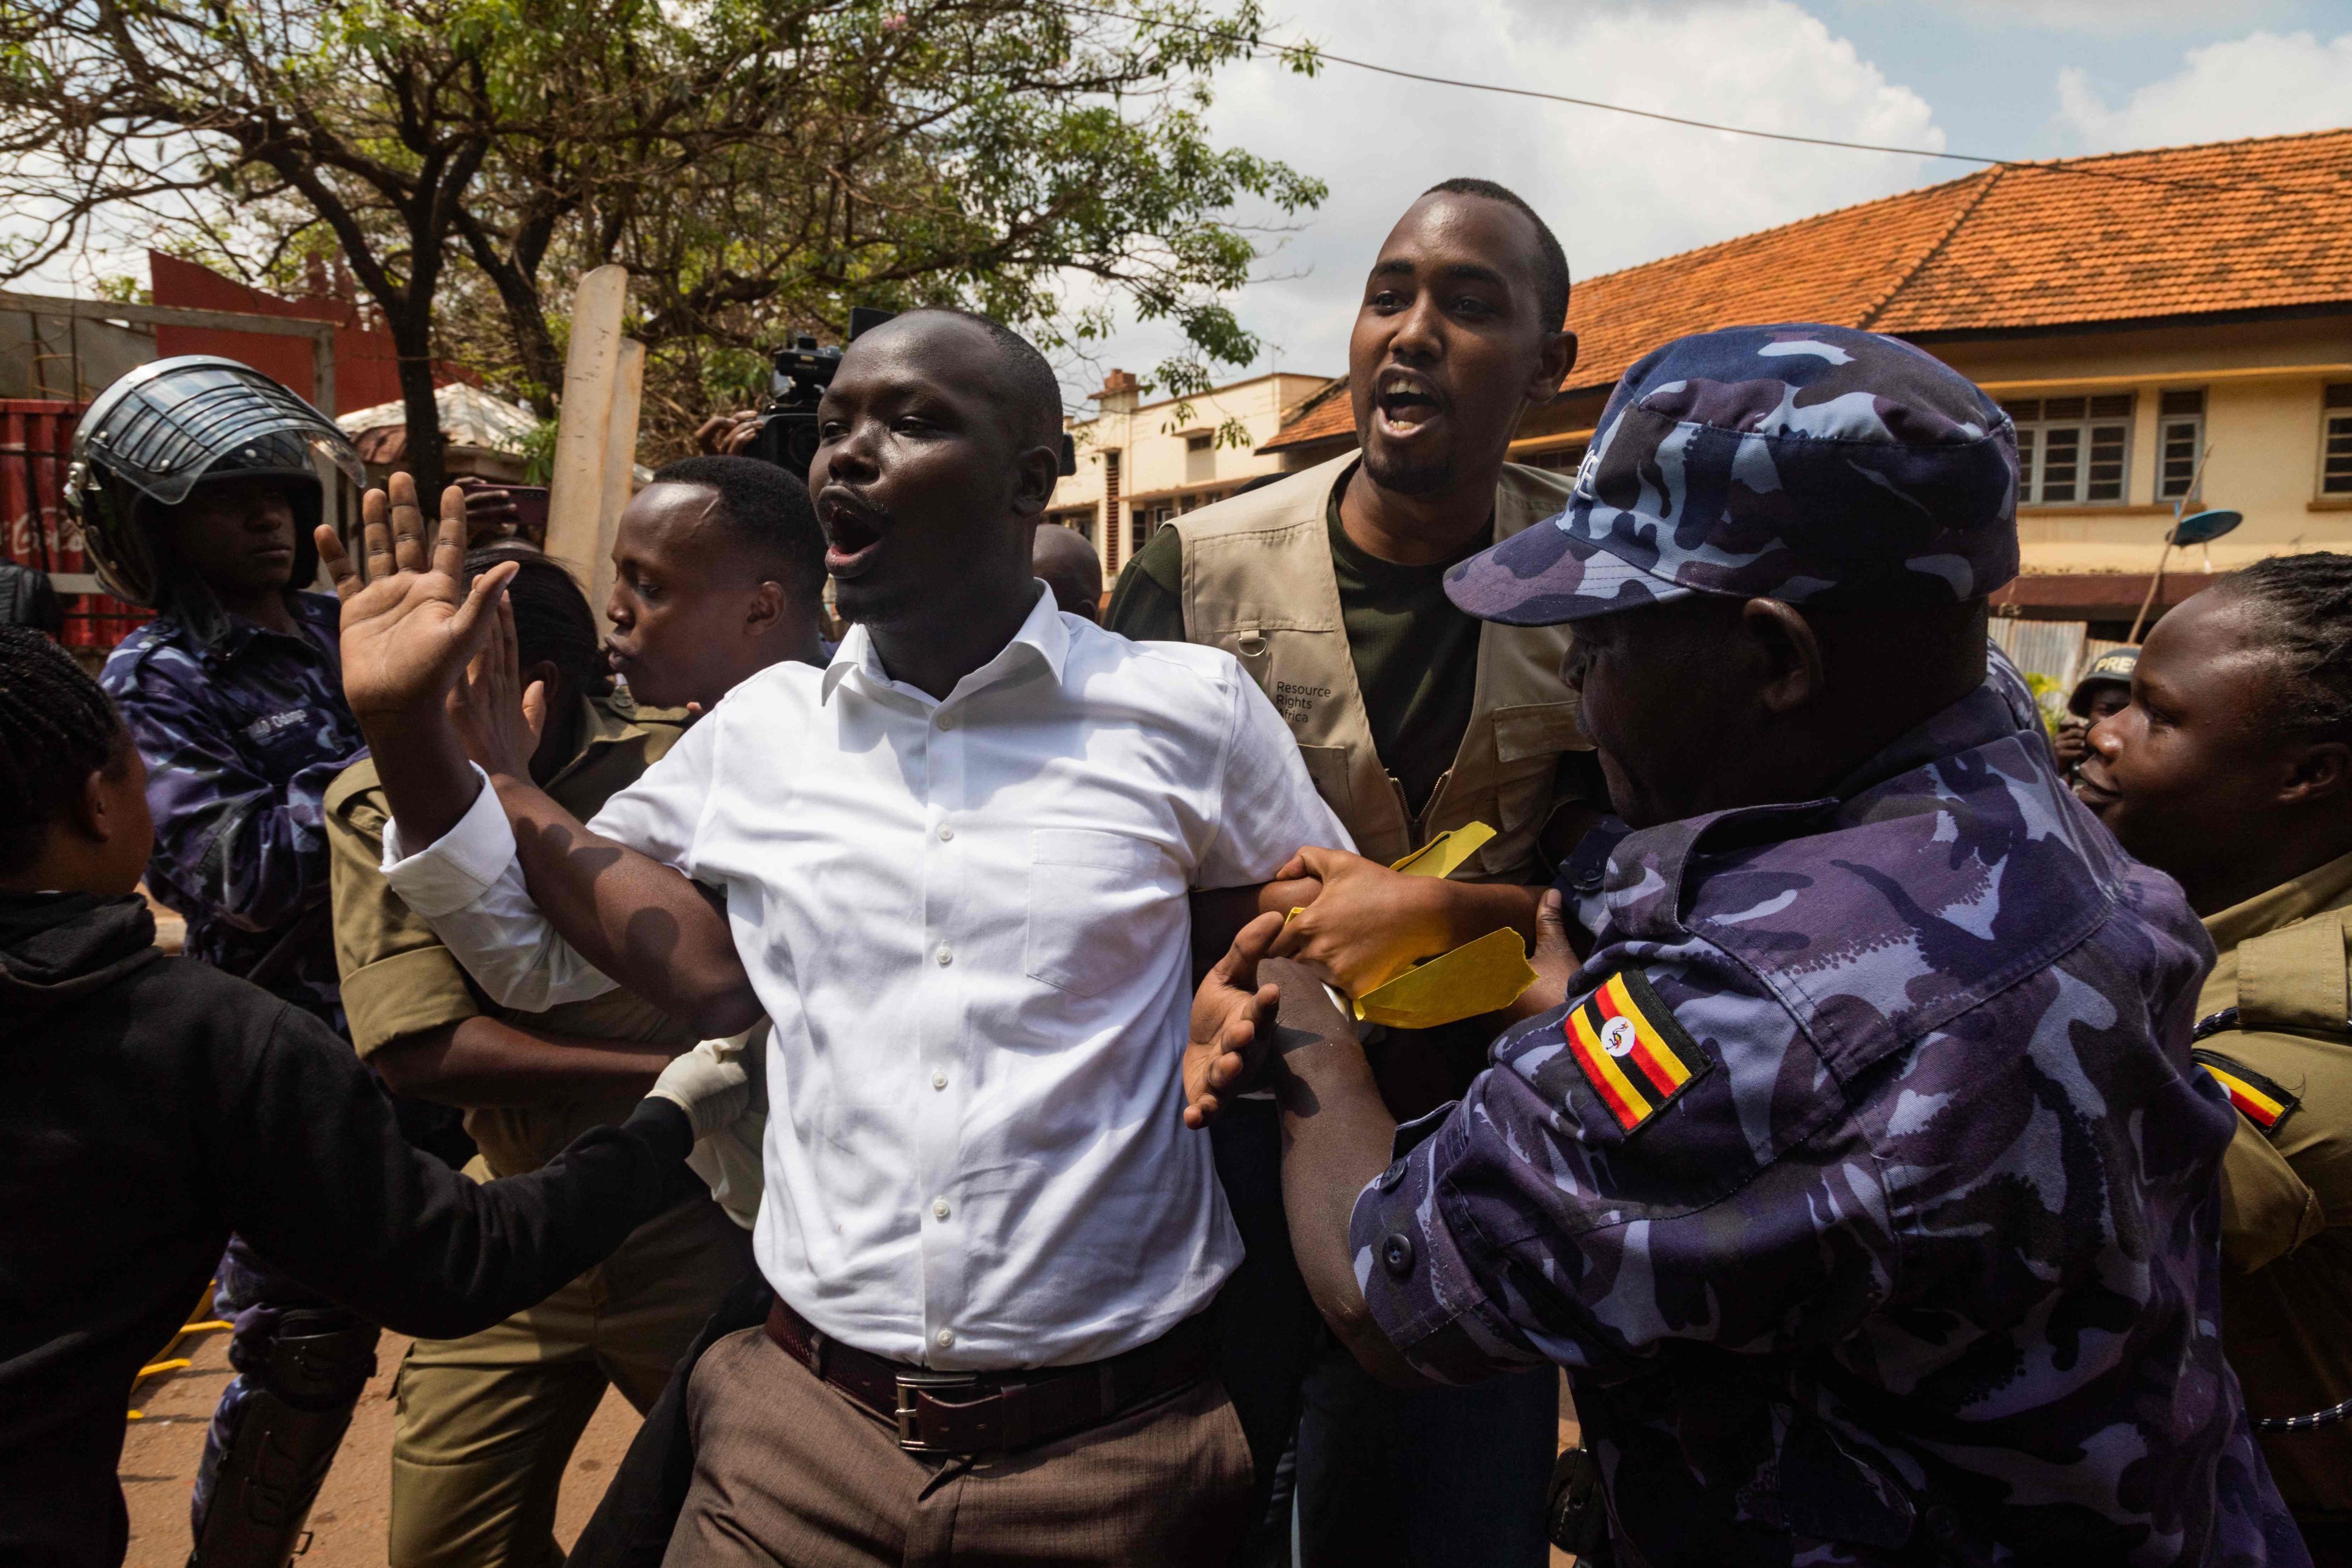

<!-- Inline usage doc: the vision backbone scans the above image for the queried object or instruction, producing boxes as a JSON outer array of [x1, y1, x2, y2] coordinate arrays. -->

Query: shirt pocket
[[1025, 828, 1170, 998]]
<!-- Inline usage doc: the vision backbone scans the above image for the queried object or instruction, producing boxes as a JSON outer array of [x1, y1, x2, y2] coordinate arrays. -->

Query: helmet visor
[[72, 356, 365, 508]]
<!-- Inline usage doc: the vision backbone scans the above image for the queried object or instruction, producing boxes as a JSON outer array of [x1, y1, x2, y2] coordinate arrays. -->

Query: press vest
[[1171, 453, 1586, 879]]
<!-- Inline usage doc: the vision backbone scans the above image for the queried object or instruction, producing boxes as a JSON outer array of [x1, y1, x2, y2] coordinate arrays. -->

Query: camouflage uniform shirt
[[1351, 679, 2306, 1566], [100, 590, 363, 1026]]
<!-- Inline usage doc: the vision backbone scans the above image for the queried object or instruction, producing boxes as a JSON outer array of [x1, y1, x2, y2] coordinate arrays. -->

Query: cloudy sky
[[17, 0, 2350, 413], [1071, 0, 2352, 401]]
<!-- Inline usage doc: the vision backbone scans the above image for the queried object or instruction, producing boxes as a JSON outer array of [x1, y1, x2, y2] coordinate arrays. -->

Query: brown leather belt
[[764, 1298, 1213, 1455]]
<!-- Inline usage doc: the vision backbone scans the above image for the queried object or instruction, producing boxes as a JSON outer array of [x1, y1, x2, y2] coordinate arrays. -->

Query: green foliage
[[519, 415, 558, 484], [0, 0, 1325, 460], [2022, 672, 2068, 738]]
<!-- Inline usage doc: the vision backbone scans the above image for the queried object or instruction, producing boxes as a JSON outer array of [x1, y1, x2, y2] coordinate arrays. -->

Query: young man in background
[[1032, 519, 1104, 623], [1106, 179, 1592, 1566], [597, 457, 832, 712]]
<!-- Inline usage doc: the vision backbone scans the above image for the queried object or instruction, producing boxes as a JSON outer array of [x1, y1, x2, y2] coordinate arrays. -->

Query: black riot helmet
[[67, 356, 364, 610]]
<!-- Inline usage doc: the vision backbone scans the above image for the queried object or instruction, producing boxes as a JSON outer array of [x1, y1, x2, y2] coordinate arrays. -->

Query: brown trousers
[[663, 1326, 1254, 1568]]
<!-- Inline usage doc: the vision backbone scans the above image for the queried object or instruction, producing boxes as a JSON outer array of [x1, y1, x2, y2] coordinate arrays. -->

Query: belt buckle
[[894, 1369, 981, 1454]]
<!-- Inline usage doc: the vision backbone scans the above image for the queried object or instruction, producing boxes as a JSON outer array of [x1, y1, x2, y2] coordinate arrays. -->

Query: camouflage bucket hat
[[1445, 323, 2019, 626]]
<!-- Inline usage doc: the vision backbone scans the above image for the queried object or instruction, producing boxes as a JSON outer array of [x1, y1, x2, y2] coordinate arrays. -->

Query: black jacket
[[0, 561, 63, 635], [0, 891, 698, 1568]]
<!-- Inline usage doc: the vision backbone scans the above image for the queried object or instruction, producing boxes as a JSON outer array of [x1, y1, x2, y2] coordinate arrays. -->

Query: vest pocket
[[1295, 745, 1354, 817], [1490, 701, 1585, 762], [1025, 829, 1169, 998]]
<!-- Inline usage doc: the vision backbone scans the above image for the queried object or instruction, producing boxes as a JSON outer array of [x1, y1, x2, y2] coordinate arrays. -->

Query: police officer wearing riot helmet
[[1184, 324, 2307, 1566], [2076, 556, 2352, 1565], [2054, 644, 2135, 779], [69, 357, 401, 1568], [75, 357, 371, 1033]]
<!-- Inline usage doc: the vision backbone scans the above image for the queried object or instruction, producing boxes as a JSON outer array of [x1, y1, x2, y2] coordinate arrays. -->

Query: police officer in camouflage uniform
[[1182, 324, 2307, 1566], [69, 358, 399, 1568], [80, 360, 368, 1031]]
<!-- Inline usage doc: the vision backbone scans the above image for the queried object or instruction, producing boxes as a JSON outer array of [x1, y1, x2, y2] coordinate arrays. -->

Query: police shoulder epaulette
[[2191, 1042, 2301, 1136], [1561, 968, 1708, 1134]]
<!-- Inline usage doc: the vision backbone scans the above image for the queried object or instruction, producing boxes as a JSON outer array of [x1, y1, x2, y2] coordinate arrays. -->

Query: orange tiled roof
[[1262, 376, 1354, 451], [1265, 127, 2352, 450]]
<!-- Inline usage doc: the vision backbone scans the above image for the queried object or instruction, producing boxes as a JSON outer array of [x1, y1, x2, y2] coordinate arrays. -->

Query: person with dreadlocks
[[0, 625, 755, 1568], [326, 457, 828, 1568], [65, 357, 470, 1568], [2077, 554, 2352, 1565]]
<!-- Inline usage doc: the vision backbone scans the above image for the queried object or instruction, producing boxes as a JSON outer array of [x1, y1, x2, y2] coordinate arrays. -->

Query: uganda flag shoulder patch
[[2193, 1048, 2300, 1136], [1563, 968, 1706, 1134]]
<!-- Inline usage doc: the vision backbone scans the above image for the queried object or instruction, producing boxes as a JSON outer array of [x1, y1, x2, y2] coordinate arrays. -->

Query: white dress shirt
[[385, 585, 1350, 1369]]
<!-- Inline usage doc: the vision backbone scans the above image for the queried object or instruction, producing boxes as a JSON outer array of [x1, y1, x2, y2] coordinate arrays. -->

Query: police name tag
[[244, 708, 308, 743], [1563, 969, 1706, 1133]]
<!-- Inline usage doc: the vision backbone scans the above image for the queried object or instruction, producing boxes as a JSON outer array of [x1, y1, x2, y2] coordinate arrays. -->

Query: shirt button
[[936, 943, 953, 967], [936, 1328, 955, 1349], [931, 1069, 949, 1091], [937, 822, 955, 842], [1381, 1233, 1416, 1278], [1376, 1160, 1407, 1194], [936, 713, 955, 731], [932, 1198, 951, 1220]]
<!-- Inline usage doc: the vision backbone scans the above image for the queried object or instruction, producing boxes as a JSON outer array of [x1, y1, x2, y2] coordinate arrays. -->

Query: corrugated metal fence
[[1988, 616, 2135, 722], [1989, 618, 2087, 693], [1, 399, 147, 650]]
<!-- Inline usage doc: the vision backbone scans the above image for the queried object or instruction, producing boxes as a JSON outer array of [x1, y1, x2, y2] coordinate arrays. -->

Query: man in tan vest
[[1107, 177, 1590, 1568], [2077, 555, 2352, 1566]]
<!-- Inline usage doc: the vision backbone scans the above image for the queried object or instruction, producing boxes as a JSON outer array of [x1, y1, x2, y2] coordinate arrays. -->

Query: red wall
[[0, 400, 146, 648], [148, 252, 407, 415]]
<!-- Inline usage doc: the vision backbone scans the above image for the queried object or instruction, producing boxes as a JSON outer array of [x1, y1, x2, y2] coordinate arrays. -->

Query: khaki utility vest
[[1172, 453, 1587, 881]]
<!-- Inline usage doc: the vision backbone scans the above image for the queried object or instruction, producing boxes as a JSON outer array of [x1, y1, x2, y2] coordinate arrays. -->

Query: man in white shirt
[[314, 310, 1347, 1566]]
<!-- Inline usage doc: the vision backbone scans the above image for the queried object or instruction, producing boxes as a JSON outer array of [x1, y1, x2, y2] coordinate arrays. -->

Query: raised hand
[[1183, 911, 1285, 1129], [315, 473, 519, 725], [450, 594, 548, 782]]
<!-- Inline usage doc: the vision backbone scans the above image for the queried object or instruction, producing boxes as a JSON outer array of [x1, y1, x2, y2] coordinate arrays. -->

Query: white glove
[[647, 1030, 755, 1140], [684, 1022, 769, 1230]]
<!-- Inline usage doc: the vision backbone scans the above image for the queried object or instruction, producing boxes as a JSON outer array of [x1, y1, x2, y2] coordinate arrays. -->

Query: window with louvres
[[2323, 385, 2352, 498], [2002, 393, 2134, 505]]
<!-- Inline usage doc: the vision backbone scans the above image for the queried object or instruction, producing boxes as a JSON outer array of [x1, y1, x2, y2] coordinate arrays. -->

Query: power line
[[1048, 2, 2351, 202]]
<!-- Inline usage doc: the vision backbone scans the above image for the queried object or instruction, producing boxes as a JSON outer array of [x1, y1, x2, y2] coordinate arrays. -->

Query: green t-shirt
[[1103, 488, 1484, 817]]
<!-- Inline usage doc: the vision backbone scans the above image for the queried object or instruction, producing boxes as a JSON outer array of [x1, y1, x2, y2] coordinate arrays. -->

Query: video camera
[[742, 306, 1075, 477]]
